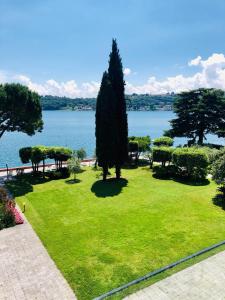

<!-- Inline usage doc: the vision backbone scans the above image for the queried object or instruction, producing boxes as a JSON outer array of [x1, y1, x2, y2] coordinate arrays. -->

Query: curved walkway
[[0, 209, 76, 300], [125, 249, 225, 300]]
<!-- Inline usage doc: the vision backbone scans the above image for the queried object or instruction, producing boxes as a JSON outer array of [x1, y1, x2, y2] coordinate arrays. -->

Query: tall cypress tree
[[96, 71, 116, 180], [108, 39, 128, 179], [95, 39, 128, 181]]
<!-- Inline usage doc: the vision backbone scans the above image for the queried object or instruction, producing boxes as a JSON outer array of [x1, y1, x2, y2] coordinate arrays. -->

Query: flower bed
[[0, 187, 23, 229]]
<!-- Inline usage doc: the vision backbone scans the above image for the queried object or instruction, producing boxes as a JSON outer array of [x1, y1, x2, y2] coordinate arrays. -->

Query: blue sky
[[1, 0, 225, 97]]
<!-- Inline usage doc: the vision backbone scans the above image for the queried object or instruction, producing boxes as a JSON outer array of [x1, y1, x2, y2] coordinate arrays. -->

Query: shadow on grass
[[173, 177, 210, 186], [212, 193, 225, 210], [65, 179, 81, 184], [6, 173, 50, 197], [91, 178, 128, 198]]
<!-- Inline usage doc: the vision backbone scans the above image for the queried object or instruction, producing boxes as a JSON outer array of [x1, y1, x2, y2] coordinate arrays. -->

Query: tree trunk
[[115, 165, 121, 179], [43, 159, 45, 176], [103, 166, 108, 181], [94, 159, 98, 169], [198, 131, 204, 145]]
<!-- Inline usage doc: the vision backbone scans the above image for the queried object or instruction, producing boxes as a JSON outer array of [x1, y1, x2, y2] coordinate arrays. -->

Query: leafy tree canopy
[[167, 88, 225, 145], [0, 83, 43, 139], [153, 136, 173, 147]]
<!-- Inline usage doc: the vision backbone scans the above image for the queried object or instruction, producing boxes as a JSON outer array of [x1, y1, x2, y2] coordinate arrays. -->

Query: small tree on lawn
[[67, 153, 81, 182], [212, 154, 225, 198], [76, 148, 87, 161]]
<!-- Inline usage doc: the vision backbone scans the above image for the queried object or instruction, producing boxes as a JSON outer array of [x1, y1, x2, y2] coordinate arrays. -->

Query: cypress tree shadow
[[172, 177, 210, 186], [91, 178, 128, 197], [6, 174, 50, 197], [212, 193, 225, 210]]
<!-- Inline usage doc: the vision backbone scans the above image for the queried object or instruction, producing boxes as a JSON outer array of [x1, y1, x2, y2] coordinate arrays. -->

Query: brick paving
[[125, 249, 225, 300], [0, 208, 77, 300]]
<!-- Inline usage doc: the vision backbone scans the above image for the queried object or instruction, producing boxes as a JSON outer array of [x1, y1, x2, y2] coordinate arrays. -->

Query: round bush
[[172, 147, 208, 180], [153, 136, 174, 147], [153, 165, 177, 179], [152, 147, 174, 166]]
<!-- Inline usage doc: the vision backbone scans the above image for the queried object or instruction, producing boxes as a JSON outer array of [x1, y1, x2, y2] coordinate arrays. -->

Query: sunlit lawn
[[7, 167, 225, 300]]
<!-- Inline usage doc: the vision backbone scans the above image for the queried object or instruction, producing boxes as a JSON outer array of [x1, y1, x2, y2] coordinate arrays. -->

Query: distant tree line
[[41, 94, 175, 111]]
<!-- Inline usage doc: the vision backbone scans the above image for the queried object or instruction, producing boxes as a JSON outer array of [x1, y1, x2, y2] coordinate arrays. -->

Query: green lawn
[[7, 167, 225, 299]]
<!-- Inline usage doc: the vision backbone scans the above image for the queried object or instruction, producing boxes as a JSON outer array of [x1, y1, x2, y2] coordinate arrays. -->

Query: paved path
[[125, 249, 225, 300], [0, 209, 77, 300]]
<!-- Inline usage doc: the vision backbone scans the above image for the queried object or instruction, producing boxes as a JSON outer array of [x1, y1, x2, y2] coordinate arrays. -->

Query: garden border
[[94, 239, 225, 300]]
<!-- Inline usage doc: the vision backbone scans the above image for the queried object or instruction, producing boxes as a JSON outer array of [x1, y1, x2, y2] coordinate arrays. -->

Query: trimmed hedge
[[152, 147, 174, 166], [172, 147, 208, 180], [153, 165, 177, 179], [19, 145, 73, 172], [153, 136, 174, 147]]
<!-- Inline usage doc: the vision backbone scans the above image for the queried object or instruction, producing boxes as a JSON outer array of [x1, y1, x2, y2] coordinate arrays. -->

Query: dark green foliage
[[53, 147, 72, 169], [75, 148, 87, 160], [128, 141, 139, 152], [96, 40, 128, 180], [19, 145, 72, 172], [152, 147, 174, 166], [46, 167, 70, 180], [212, 153, 225, 185], [128, 136, 151, 165], [19, 147, 32, 164], [2, 210, 15, 228], [172, 148, 209, 180], [153, 136, 173, 147], [153, 165, 177, 179], [0, 188, 15, 230], [108, 39, 128, 178], [0, 83, 43, 139], [167, 88, 225, 145], [96, 72, 117, 180], [128, 136, 151, 153], [31, 146, 46, 172]]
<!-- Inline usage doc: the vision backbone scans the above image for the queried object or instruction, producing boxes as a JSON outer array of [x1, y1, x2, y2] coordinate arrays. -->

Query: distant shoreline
[[42, 108, 173, 112], [41, 94, 175, 111]]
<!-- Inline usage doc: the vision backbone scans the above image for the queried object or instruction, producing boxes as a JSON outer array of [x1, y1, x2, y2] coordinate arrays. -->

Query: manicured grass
[[7, 167, 225, 299]]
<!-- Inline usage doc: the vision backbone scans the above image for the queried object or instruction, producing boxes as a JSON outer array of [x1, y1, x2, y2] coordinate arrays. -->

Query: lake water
[[0, 111, 223, 168]]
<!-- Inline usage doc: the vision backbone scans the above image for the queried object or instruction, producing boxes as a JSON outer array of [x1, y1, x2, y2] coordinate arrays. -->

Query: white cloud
[[13, 76, 99, 98], [188, 55, 202, 66], [123, 68, 131, 76], [126, 53, 225, 94], [1, 53, 225, 97]]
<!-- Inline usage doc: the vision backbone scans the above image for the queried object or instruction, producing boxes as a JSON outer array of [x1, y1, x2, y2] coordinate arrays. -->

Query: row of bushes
[[152, 147, 209, 181], [128, 136, 173, 165], [19, 146, 86, 173], [19, 146, 73, 172]]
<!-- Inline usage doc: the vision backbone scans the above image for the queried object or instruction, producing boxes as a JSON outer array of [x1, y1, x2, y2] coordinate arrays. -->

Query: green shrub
[[153, 165, 177, 179], [212, 153, 225, 185], [46, 168, 70, 180], [172, 147, 208, 180], [2, 210, 15, 228], [152, 147, 174, 166], [0, 188, 16, 230], [128, 141, 139, 152], [153, 136, 174, 147], [128, 136, 151, 158], [19, 147, 32, 164], [76, 148, 87, 160], [58, 167, 70, 179]]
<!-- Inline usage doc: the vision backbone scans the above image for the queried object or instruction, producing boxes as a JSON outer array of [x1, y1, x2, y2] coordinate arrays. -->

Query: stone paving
[[125, 249, 225, 300], [0, 208, 77, 300]]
